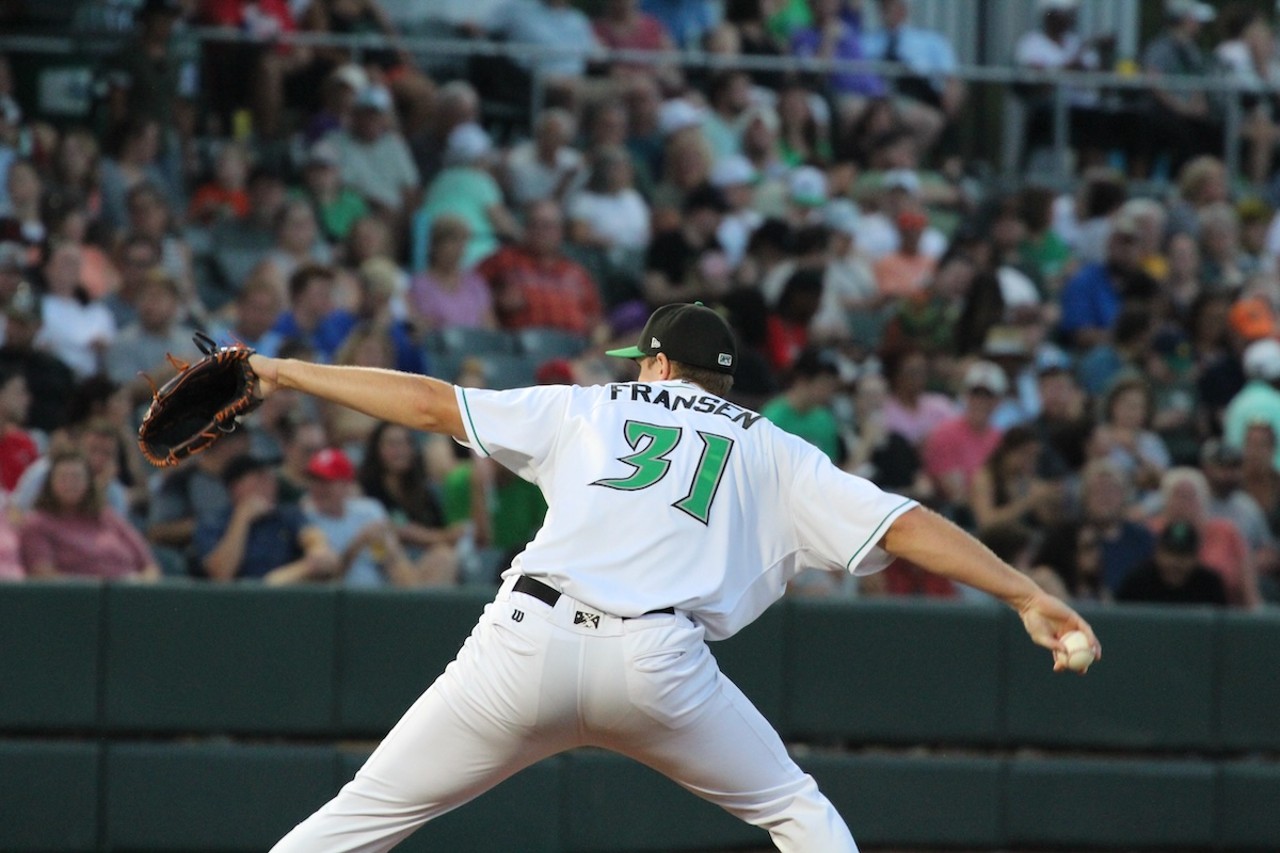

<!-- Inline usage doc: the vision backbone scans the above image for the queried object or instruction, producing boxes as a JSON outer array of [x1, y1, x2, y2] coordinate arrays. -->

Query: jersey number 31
[[592, 420, 734, 525]]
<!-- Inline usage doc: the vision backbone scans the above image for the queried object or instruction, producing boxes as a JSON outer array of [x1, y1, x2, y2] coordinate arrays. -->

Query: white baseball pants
[[271, 576, 858, 852]]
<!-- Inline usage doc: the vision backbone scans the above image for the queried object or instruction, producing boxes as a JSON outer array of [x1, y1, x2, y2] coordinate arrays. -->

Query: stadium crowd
[[2, 0, 1280, 609]]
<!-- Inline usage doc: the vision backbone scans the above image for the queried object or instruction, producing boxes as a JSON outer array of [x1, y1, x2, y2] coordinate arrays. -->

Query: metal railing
[[0, 25, 1266, 187]]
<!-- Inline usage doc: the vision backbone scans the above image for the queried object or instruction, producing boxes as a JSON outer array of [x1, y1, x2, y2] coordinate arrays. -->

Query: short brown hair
[[671, 361, 733, 397], [34, 450, 103, 517], [288, 263, 334, 301]]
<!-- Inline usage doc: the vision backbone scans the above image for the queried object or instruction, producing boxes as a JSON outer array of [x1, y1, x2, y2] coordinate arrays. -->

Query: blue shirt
[[212, 326, 287, 358], [389, 321, 427, 375], [491, 0, 598, 77], [1101, 521, 1156, 594], [271, 310, 359, 362], [641, 0, 718, 48], [792, 19, 887, 97], [861, 25, 957, 89], [1058, 263, 1120, 339], [194, 505, 307, 581]]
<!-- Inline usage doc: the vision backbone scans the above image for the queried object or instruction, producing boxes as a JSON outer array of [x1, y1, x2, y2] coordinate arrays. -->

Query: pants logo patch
[[511, 609, 524, 622], [574, 610, 600, 629]]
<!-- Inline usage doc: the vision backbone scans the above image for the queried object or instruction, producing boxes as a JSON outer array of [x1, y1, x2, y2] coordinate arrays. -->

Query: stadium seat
[[424, 327, 518, 356], [515, 327, 588, 360], [481, 353, 540, 390], [425, 351, 468, 384]]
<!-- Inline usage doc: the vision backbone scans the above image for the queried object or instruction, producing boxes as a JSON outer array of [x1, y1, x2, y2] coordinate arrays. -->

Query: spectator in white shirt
[[504, 108, 586, 207], [567, 146, 651, 252], [1215, 4, 1280, 185], [331, 85, 420, 224], [36, 242, 117, 380], [489, 0, 601, 104]]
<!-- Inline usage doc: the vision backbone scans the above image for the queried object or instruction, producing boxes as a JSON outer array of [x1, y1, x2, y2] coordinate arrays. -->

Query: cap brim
[[605, 346, 647, 359]]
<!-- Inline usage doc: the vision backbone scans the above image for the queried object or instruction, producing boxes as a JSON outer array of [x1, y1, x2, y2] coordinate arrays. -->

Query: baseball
[[1057, 630, 1095, 673]]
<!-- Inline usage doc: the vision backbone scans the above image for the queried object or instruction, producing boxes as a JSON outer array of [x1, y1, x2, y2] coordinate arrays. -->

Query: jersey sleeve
[[781, 431, 917, 576], [454, 385, 572, 481]]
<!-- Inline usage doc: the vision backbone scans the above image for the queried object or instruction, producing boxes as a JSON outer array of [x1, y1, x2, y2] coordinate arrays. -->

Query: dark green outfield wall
[[2, 582, 1278, 851]]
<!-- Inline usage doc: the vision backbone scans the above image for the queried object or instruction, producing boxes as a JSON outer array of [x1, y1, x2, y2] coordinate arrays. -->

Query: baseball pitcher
[[242, 303, 1099, 852]]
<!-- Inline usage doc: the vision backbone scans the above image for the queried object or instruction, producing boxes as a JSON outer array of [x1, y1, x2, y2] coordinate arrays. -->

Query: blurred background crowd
[[2, 0, 1280, 610]]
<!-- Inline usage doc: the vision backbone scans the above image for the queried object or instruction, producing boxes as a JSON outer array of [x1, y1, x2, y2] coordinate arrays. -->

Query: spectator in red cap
[[302, 446, 430, 587]]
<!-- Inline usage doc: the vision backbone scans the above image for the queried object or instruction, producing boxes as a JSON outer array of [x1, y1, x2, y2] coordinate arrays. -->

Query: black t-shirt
[[0, 347, 76, 433], [1116, 562, 1228, 606], [870, 432, 922, 492], [646, 229, 720, 289]]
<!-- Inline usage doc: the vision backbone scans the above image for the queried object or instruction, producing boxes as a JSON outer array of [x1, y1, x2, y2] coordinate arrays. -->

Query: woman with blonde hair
[[408, 214, 495, 331], [1146, 466, 1262, 608]]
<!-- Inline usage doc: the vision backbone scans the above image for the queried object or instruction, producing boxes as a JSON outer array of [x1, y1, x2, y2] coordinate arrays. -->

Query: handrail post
[[1052, 79, 1070, 188], [1223, 86, 1243, 187]]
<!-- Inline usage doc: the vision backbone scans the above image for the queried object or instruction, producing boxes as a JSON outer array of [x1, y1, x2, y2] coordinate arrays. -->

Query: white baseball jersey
[[457, 379, 917, 640]]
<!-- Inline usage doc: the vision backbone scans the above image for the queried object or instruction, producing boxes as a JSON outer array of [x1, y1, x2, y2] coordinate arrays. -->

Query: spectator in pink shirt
[[408, 214, 496, 332], [0, 494, 23, 580], [19, 450, 160, 580], [880, 347, 957, 446], [593, 0, 675, 79], [923, 360, 1007, 510]]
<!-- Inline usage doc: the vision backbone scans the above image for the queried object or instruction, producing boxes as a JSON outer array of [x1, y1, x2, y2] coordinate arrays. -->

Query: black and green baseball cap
[[606, 302, 737, 375]]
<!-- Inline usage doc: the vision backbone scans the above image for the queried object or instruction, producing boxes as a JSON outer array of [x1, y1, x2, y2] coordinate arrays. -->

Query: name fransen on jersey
[[607, 383, 763, 430]]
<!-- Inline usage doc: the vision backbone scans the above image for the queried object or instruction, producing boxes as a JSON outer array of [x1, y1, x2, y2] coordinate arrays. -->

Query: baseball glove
[[137, 332, 263, 468]]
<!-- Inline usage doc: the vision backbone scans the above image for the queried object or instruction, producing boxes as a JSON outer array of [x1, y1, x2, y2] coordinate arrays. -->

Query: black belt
[[513, 576, 674, 618]]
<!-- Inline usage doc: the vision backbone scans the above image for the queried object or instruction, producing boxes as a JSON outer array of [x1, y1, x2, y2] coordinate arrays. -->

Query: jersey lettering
[[692, 395, 718, 414], [605, 384, 762, 429], [594, 420, 736, 524]]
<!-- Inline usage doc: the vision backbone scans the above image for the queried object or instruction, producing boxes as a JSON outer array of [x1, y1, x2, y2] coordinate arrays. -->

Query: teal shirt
[[1224, 379, 1280, 469], [415, 167, 504, 270], [761, 397, 841, 463]]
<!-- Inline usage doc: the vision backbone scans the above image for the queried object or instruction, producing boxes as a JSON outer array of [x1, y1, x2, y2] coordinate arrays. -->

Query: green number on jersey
[[593, 421, 735, 524], [673, 432, 734, 523]]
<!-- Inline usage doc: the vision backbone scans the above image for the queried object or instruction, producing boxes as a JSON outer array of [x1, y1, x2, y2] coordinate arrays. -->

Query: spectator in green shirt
[[296, 141, 368, 244], [761, 346, 846, 463]]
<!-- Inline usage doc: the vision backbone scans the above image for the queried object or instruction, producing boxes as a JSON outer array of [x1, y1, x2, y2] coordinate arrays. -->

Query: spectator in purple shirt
[[791, 0, 886, 127]]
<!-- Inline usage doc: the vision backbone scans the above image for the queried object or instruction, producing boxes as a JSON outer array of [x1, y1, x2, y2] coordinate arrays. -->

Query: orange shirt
[[874, 252, 936, 298], [188, 184, 251, 223]]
